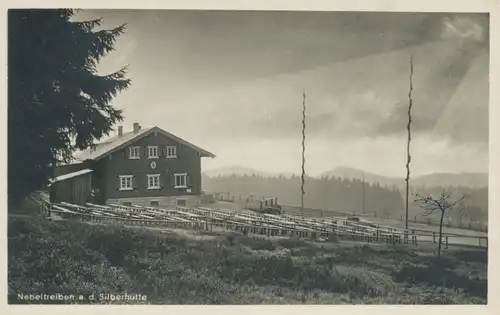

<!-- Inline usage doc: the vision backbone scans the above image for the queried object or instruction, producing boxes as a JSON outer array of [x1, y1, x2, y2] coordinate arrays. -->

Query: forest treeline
[[202, 174, 488, 223]]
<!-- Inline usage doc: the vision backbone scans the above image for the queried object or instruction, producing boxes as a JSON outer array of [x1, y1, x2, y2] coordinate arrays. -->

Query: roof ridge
[[70, 125, 215, 163]]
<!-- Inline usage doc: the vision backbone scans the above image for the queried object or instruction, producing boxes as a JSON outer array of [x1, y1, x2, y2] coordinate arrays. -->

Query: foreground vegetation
[[8, 207, 487, 304]]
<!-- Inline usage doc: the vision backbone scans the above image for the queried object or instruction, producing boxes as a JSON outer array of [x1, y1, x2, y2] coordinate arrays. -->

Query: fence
[[281, 205, 488, 233], [208, 193, 487, 232], [30, 193, 488, 250]]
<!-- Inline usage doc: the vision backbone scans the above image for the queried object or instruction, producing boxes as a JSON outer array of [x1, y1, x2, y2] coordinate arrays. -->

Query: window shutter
[[117, 176, 121, 190], [164, 173, 169, 186], [172, 174, 176, 187], [126, 147, 130, 158], [140, 147, 145, 159], [159, 174, 164, 188], [186, 174, 191, 187], [132, 176, 138, 189], [165, 171, 171, 185]]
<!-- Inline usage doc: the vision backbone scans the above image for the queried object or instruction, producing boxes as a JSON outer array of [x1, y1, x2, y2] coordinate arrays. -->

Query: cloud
[[375, 40, 488, 144], [441, 15, 487, 43], [201, 135, 488, 177], [77, 10, 488, 148], [80, 11, 481, 85], [67, 10, 489, 174], [195, 37, 488, 145]]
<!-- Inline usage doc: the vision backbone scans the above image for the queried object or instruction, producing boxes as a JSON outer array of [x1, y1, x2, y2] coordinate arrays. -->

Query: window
[[176, 199, 187, 206], [174, 173, 187, 188], [119, 175, 133, 190], [166, 146, 177, 158], [129, 146, 140, 159], [147, 174, 161, 189], [150, 201, 159, 206], [147, 146, 159, 159]]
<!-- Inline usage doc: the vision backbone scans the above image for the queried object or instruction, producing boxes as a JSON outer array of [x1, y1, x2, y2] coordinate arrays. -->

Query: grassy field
[[8, 201, 487, 304]]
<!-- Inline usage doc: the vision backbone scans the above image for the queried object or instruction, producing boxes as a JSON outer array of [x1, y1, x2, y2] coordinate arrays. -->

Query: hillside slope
[[320, 167, 488, 188], [8, 207, 487, 304]]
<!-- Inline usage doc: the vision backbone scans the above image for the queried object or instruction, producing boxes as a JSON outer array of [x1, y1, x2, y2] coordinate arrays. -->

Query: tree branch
[[414, 192, 468, 216]]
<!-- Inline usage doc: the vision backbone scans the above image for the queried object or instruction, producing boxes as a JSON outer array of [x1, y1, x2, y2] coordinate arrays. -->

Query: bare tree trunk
[[405, 54, 414, 231], [438, 209, 445, 257], [301, 89, 306, 216]]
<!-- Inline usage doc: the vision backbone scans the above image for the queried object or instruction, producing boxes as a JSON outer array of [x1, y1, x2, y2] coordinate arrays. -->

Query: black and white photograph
[[6, 4, 493, 306]]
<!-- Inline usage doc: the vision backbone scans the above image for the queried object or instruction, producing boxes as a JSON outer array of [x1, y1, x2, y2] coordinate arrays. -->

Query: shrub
[[233, 236, 276, 251], [8, 215, 487, 304], [392, 259, 486, 297], [276, 238, 311, 249]]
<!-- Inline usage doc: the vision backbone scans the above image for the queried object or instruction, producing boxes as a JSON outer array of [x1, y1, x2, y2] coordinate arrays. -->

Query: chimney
[[133, 122, 140, 133], [118, 126, 123, 137]]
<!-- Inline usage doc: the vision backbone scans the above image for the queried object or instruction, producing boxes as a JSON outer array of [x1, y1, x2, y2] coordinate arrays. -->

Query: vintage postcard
[[3, 0, 498, 313]]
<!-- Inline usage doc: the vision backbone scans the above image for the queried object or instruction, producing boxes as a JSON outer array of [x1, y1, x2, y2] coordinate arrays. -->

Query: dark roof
[[70, 126, 215, 164]]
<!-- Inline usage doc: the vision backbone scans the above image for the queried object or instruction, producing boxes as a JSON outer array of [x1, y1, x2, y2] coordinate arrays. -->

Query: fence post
[[432, 232, 436, 244], [445, 236, 449, 249]]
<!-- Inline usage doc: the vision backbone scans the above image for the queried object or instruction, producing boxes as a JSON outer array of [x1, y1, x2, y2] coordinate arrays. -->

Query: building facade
[[51, 123, 215, 207]]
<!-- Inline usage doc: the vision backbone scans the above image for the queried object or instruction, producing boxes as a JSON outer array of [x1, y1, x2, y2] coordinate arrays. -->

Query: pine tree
[[8, 9, 131, 207]]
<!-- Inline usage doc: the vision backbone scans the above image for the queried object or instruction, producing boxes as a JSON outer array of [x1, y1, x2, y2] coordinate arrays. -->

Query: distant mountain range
[[320, 167, 488, 188], [203, 165, 488, 188], [320, 167, 402, 187]]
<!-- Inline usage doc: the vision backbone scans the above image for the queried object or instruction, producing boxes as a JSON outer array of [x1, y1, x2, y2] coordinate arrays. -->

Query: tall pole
[[361, 172, 365, 215], [405, 54, 414, 230], [301, 89, 306, 216]]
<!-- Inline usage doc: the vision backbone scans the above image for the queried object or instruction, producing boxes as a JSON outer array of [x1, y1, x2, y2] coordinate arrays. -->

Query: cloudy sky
[[76, 10, 489, 177]]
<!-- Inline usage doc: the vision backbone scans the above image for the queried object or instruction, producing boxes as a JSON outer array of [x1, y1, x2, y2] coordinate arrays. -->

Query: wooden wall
[[50, 173, 93, 205]]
